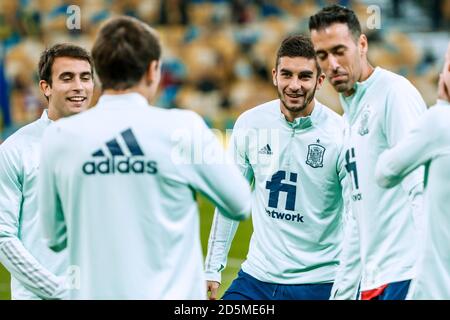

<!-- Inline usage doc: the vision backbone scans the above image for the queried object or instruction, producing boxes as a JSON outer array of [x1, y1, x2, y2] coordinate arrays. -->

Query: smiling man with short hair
[[205, 35, 350, 300], [0, 43, 93, 299]]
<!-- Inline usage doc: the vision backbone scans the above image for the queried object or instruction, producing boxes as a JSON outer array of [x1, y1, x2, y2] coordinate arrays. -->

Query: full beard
[[279, 82, 317, 114]]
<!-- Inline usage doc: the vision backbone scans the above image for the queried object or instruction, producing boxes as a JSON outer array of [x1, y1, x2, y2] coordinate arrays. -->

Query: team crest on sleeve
[[358, 107, 370, 136], [306, 141, 325, 168]]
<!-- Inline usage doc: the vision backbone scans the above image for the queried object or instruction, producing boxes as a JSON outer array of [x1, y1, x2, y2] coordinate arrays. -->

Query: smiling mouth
[[67, 96, 87, 103], [286, 93, 304, 99]]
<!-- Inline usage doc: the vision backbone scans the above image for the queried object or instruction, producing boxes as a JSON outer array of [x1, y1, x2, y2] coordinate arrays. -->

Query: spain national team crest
[[358, 107, 370, 136], [306, 143, 325, 168]]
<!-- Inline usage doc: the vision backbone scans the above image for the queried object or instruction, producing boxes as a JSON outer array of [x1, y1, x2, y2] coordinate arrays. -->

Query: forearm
[[0, 235, 66, 299], [204, 209, 240, 283], [330, 208, 361, 300]]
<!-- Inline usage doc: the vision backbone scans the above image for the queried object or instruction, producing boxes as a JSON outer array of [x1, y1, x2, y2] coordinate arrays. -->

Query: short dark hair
[[92, 16, 162, 90], [309, 4, 362, 40], [275, 35, 321, 75], [38, 43, 93, 86]]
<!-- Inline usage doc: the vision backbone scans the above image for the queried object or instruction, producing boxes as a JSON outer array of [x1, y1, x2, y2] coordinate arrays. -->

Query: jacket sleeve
[[330, 140, 361, 300], [384, 83, 426, 197], [381, 83, 427, 243], [175, 112, 252, 221], [38, 125, 68, 253], [204, 116, 254, 283], [0, 141, 65, 299]]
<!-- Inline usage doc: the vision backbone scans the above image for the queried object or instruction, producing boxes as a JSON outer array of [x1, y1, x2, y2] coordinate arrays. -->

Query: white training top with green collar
[[205, 99, 350, 286], [376, 99, 450, 299], [38, 93, 251, 300], [339, 67, 427, 291], [0, 110, 68, 300]]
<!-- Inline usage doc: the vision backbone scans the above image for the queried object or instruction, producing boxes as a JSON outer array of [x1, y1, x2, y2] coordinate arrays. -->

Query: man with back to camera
[[205, 35, 353, 300], [38, 16, 251, 299], [309, 4, 427, 300], [0, 43, 94, 299], [375, 43, 450, 300]]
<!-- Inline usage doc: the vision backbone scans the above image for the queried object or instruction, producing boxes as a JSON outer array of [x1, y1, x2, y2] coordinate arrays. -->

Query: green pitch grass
[[199, 195, 252, 299], [0, 263, 9, 299], [0, 195, 252, 300]]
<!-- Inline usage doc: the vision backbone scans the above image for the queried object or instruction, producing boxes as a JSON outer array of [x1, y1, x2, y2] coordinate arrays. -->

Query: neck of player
[[344, 61, 375, 97], [103, 77, 156, 104], [281, 98, 315, 123]]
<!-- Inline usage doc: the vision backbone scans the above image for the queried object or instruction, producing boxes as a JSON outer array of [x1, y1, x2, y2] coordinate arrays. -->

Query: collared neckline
[[352, 66, 381, 92], [436, 99, 450, 107], [97, 92, 149, 108], [279, 99, 322, 130], [340, 66, 382, 120], [40, 109, 52, 124]]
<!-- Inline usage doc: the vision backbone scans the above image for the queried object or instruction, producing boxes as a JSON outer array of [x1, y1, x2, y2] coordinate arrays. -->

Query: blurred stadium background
[[0, 0, 449, 299]]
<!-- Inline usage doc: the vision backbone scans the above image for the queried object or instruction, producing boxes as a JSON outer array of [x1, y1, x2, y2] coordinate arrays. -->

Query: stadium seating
[[1, 0, 448, 139]]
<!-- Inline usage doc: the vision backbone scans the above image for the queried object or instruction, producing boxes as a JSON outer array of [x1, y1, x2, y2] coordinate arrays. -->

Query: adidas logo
[[258, 144, 273, 155], [82, 128, 158, 175]]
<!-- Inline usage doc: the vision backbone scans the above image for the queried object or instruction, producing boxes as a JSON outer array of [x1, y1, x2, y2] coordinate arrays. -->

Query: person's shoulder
[[413, 103, 450, 144], [378, 68, 419, 93], [427, 102, 450, 127], [312, 102, 346, 149], [0, 118, 44, 152], [315, 101, 345, 132], [150, 108, 216, 140], [165, 108, 207, 128], [40, 110, 94, 146], [55, 106, 93, 125], [376, 68, 426, 112], [319, 102, 344, 123], [166, 107, 200, 119], [51, 105, 107, 132], [376, 67, 405, 82], [239, 99, 279, 119], [235, 99, 279, 127]]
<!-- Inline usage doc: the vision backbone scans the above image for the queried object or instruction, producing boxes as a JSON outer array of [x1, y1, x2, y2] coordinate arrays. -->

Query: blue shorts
[[222, 269, 333, 300], [360, 280, 411, 300]]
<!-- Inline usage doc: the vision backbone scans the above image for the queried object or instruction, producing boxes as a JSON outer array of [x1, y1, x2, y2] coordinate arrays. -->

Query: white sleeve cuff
[[204, 271, 221, 283]]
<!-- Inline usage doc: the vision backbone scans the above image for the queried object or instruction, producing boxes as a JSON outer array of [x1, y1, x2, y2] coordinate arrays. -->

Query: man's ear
[[359, 34, 368, 57], [39, 80, 51, 98], [438, 73, 450, 102], [145, 60, 160, 85], [272, 68, 277, 86], [315, 72, 326, 91]]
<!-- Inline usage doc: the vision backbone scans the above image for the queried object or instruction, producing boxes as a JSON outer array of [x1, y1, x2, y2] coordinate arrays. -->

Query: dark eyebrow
[[331, 45, 347, 52], [299, 70, 314, 76], [59, 72, 74, 79], [59, 71, 92, 79], [316, 44, 347, 55], [279, 68, 293, 74]]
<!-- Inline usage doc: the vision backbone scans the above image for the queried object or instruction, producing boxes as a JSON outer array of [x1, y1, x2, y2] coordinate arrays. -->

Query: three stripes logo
[[258, 144, 273, 155], [82, 128, 158, 175]]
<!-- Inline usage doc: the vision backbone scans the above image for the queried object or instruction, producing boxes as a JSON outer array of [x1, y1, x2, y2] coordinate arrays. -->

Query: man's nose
[[328, 54, 340, 72], [72, 77, 83, 91], [289, 77, 302, 90]]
